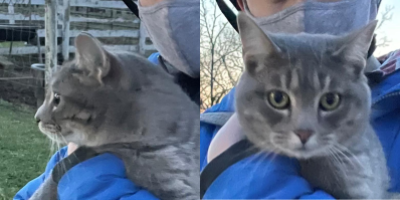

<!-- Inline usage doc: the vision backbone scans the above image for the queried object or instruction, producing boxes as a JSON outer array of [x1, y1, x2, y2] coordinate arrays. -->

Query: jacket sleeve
[[147, 52, 160, 66], [14, 147, 68, 200], [202, 148, 335, 199], [57, 153, 159, 200]]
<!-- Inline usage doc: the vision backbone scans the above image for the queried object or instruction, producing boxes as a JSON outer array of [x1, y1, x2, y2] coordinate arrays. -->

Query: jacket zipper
[[372, 91, 400, 106]]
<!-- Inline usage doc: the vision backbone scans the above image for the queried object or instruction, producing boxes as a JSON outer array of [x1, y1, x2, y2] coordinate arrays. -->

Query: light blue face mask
[[139, 0, 199, 78], [244, 0, 381, 72], [244, 0, 379, 35]]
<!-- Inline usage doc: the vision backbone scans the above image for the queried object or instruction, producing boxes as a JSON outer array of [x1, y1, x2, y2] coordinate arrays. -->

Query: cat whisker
[[334, 143, 363, 168], [52, 134, 71, 183], [249, 150, 279, 173], [327, 148, 343, 176], [330, 145, 363, 171], [235, 144, 260, 157], [49, 137, 57, 158], [238, 148, 265, 165], [327, 147, 345, 169], [240, 143, 280, 170]]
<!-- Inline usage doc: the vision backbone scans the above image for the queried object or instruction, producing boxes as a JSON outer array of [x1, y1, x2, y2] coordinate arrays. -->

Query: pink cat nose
[[294, 130, 313, 144]]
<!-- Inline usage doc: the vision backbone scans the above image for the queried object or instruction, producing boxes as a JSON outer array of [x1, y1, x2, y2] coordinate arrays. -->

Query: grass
[[0, 100, 51, 200], [0, 42, 26, 48]]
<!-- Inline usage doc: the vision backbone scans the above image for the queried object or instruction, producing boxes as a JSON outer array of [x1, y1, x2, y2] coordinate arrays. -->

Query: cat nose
[[34, 107, 43, 123], [294, 130, 313, 144], [34, 114, 40, 123]]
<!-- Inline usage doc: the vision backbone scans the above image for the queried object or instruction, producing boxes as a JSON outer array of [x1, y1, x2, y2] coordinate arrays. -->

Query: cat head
[[34, 33, 158, 146], [235, 12, 377, 159]]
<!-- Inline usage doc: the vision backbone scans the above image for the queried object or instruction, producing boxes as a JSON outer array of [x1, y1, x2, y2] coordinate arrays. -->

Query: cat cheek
[[305, 135, 319, 149], [287, 132, 302, 149]]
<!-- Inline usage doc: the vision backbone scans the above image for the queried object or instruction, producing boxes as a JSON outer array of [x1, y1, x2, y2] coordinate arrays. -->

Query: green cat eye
[[267, 91, 290, 109], [320, 93, 340, 111]]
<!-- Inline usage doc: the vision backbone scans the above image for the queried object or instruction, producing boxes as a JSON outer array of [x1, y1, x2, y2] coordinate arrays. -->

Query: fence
[[0, 0, 156, 107]]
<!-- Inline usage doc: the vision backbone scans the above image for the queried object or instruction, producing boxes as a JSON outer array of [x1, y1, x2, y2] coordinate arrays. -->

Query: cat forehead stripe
[[290, 68, 300, 89]]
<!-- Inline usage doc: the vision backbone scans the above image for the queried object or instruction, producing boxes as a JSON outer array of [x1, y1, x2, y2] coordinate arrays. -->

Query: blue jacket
[[14, 53, 162, 200], [200, 52, 400, 199]]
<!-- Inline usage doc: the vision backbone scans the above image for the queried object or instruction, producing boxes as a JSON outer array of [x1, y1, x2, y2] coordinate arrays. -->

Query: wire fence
[[0, 0, 155, 107]]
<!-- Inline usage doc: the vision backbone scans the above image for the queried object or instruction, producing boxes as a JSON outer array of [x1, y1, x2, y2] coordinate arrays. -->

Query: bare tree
[[376, 5, 395, 48], [200, 0, 243, 111]]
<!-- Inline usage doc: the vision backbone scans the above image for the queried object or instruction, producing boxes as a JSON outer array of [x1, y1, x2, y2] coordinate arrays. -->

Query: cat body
[[300, 124, 388, 198], [33, 33, 199, 199], [235, 13, 389, 199]]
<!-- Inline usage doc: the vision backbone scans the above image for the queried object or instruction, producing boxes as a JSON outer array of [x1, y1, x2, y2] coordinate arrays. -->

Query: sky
[[375, 0, 400, 56]]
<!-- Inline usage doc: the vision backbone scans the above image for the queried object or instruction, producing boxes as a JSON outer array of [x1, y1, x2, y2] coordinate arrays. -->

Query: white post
[[139, 21, 155, 55], [139, 22, 147, 55], [44, 0, 58, 85], [61, 0, 70, 61], [8, 2, 14, 24]]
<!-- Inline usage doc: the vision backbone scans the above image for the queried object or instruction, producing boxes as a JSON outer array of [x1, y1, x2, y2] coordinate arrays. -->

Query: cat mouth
[[288, 144, 333, 159], [38, 122, 62, 136], [274, 142, 324, 159]]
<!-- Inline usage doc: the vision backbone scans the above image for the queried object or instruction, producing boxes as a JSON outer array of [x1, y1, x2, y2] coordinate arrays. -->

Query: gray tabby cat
[[235, 12, 389, 199], [32, 33, 199, 199]]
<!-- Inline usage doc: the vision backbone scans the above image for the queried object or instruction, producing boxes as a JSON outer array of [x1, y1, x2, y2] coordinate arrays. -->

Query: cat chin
[[39, 125, 66, 144], [38, 122, 81, 144], [38, 122, 60, 136], [288, 151, 327, 160], [274, 145, 332, 160]]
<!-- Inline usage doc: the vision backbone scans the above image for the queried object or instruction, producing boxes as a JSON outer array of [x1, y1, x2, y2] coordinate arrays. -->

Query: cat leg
[[29, 175, 58, 200]]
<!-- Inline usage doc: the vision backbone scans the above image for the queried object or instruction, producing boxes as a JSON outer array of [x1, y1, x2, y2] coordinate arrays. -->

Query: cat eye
[[53, 93, 61, 106], [267, 91, 290, 109], [320, 93, 340, 111]]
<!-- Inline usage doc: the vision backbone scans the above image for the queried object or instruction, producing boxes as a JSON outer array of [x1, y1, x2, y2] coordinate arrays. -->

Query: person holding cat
[[201, 0, 400, 199], [14, 0, 199, 199]]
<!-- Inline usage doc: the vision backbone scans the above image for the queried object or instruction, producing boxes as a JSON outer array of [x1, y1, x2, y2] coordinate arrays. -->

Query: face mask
[[139, 0, 199, 78], [244, 0, 379, 35]]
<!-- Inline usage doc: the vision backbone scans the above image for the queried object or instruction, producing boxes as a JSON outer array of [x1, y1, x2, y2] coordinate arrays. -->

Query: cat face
[[34, 33, 191, 148], [35, 64, 116, 146], [235, 13, 377, 159], [34, 33, 150, 146]]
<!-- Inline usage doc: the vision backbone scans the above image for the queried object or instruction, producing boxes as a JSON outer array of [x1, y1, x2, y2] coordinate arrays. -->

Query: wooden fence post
[[8, 2, 14, 24], [139, 23, 147, 55], [44, 0, 58, 85], [61, 0, 70, 61], [139, 22, 155, 56]]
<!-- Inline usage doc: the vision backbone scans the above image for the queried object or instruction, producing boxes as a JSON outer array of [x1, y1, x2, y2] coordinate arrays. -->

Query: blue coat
[[14, 53, 162, 200], [201, 53, 400, 199]]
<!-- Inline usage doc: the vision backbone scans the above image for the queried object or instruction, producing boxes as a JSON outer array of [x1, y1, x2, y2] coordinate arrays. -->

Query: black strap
[[368, 34, 377, 58], [200, 139, 258, 199], [158, 55, 200, 106], [122, 0, 140, 18], [158, 55, 171, 74], [52, 147, 99, 184], [229, 0, 241, 11], [216, 0, 238, 32]]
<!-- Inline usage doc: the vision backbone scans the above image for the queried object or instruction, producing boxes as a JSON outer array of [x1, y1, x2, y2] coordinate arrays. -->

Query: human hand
[[67, 143, 79, 156], [207, 113, 245, 163]]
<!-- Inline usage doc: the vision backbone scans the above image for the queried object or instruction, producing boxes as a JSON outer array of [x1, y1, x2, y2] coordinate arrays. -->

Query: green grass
[[0, 100, 50, 200], [0, 42, 26, 48]]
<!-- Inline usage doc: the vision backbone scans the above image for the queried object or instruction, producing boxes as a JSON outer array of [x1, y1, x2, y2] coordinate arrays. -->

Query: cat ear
[[237, 12, 280, 74], [74, 33, 110, 83], [333, 20, 378, 75]]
